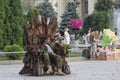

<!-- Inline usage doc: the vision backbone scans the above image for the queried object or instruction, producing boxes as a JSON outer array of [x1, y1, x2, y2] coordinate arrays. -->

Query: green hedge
[[62, 44, 71, 49], [82, 11, 112, 34], [3, 44, 24, 60]]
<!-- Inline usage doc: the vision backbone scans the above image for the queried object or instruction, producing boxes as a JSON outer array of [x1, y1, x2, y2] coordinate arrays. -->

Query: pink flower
[[70, 19, 83, 29]]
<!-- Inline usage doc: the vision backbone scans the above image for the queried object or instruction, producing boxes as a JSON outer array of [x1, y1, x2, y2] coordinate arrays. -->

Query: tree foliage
[[0, 0, 24, 50], [39, 0, 57, 20], [60, 2, 79, 36], [82, 0, 113, 34], [8, 0, 23, 46], [95, 0, 113, 12], [27, 8, 38, 24], [0, 0, 6, 49], [83, 12, 111, 34], [3, 44, 24, 60]]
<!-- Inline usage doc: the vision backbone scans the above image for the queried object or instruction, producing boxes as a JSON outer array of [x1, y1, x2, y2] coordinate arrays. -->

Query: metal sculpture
[[19, 12, 71, 76]]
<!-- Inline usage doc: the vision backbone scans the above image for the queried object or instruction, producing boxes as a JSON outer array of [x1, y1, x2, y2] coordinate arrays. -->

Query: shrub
[[3, 44, 24, 60], [82, 11, 112, 34], [95, 0, 113, 12], [62, 44, 71, 49]]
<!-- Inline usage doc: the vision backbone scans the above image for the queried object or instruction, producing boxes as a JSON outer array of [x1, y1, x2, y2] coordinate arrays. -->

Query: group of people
[[42, 36, 66, 75], [63, 27, 101, 60], [82, 30, 100, 60]]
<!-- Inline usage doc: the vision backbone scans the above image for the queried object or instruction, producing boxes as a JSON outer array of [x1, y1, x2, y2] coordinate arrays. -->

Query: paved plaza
[[0, 60, 120, 80]]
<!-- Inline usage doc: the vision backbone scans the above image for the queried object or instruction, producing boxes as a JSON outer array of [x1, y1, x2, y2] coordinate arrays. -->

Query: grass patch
[[0, 54, 24, 61], [0, 56, 9, 61], [0, 52, 82, 61], [66, 52, 82, 57]]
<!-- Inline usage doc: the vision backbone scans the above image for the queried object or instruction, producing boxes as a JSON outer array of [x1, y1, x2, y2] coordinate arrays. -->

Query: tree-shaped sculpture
[[19, 6, 70, 76]]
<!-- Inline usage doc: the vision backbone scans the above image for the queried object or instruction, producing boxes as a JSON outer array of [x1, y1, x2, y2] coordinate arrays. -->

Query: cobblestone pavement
[[0, 60, 120, 80]]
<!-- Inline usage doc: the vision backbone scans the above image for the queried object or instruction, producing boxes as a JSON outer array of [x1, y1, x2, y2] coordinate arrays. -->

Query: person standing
[[82, 33, 88, 44], [89, 30, 98, 60], [64, 28, 70, 44]]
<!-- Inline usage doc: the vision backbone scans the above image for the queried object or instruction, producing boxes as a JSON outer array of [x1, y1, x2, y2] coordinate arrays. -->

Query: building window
[[84, 0, 88, 13]]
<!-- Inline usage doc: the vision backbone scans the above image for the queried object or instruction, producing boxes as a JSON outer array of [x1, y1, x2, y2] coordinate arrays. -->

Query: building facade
[[57, 0, 97, 24], [21, 0, 97, 23]]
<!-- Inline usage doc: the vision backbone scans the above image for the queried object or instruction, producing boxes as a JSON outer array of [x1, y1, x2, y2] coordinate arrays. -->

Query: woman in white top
[[82, 33, 88, 44], [64, 28, 70, 44]]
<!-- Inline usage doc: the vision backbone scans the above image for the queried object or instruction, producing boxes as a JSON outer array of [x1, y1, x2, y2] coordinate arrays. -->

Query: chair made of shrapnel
[[19, 15, 71, 76]]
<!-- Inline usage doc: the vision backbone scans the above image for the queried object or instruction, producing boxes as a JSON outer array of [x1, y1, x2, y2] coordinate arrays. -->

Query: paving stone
[[0, 60, 120, 80]]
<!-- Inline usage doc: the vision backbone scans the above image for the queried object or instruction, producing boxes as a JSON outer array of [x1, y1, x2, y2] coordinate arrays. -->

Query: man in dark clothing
[[42, 36, 65, 75]]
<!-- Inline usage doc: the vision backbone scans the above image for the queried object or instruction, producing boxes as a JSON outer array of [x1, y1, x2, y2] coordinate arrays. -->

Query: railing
[[70, 44, 91, 48], [0, 51, 26, 55]]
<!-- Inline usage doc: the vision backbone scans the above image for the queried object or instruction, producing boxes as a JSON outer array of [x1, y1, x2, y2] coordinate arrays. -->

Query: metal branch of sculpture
[[19, 13, 71, 76]]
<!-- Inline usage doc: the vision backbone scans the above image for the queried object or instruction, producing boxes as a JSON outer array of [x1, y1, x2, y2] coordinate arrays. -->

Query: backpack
[[82, 49, 90, 59]]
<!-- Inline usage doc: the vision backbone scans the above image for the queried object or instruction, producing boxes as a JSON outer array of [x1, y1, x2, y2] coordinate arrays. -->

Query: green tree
[[82, 0, 113, 34], [27, 8, 38, 24], [0, 0, 24, 50], [0, 0, 7, 49], [60, 2, 79, 38], [8, 0, 24, 46], [39, 0, 57, 20], [95, 0, 113, 30], [83, 12, 111, 34], [0, 20, 4, 49], [95, 0, 113, 12], [1, 0, 24, 50]]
